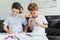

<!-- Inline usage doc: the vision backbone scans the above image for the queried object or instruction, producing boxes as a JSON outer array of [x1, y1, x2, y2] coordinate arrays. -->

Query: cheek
[[33, 13, 36, 16], [32, 14, 35, 16], [32, 14, 36, 17]]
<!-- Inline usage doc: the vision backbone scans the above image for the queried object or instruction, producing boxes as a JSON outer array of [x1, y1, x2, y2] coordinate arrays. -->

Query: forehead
[[30, 11, 36, 12], [30, 11, 37, 13], [12, 8, 19, 11]]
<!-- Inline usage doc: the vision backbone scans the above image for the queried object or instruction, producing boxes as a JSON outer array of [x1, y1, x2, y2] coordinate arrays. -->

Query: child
[[3, 2, 28, 34], [28, 3, 48, 40]]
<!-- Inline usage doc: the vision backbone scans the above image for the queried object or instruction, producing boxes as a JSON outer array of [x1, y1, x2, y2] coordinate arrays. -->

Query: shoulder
[[19, 13, 26, 17], [40, 15, 45, 18], [5, 14, 12, 20], [40, 15, 45, 17], [17, 14, 24, 17]]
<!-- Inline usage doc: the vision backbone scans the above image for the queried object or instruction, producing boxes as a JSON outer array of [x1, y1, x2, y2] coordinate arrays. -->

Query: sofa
[[45, 15, 60, 40], [0, 15, 60, 40], [45, 15, 60, 36]]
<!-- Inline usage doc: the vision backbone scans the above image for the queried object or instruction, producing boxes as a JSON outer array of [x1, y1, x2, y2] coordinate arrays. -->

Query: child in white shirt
[[28, 3, 48, 40]]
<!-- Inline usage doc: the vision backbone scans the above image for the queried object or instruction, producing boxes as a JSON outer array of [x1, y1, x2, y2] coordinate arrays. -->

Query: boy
[[3, 2, 28, 34], [28, 3, 48, 40]]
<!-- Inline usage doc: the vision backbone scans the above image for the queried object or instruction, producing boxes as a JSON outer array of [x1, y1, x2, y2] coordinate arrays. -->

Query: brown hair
[[28, 3, 38, 11], [12, 2, 23, 10]]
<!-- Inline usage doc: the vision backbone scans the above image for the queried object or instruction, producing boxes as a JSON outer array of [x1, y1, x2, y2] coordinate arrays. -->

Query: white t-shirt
[[29, 15, 48, 35]]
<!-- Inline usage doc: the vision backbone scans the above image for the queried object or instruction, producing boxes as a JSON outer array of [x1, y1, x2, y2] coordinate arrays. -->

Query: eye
[[16, 11, 19, 13], [30, 13, 32, 14], [12, 10, 15, 13]]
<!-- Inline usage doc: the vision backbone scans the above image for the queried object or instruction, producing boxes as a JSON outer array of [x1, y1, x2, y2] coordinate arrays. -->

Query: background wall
[[0, 0, 59, 20]]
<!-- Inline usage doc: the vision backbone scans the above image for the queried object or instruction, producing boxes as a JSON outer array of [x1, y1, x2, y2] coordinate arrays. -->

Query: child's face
[[30, 11, 38, 18], [12, 8, 19, 15]]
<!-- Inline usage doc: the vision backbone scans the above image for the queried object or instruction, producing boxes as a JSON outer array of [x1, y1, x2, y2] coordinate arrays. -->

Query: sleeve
[[42, 15, 48, 24], [3, 17, 9, 26], [22, 16, 27, 25]]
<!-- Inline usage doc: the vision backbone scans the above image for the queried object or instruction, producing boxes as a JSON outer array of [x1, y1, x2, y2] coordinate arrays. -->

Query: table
[[0, 33, 48, 40]]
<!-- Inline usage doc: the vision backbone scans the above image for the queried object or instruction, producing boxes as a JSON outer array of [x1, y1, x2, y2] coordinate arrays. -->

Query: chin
[[32, 16, 36, 18]]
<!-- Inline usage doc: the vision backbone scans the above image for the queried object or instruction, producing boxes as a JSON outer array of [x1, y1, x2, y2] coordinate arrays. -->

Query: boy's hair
[[28, 3, 38, 11], [12, 2, 23, 10]]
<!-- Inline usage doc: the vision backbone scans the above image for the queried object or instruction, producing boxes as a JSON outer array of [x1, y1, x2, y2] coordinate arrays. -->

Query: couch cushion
[[0, 20, 6, 32], [45, 16, 60, 28], [46, 28, 60, 36]]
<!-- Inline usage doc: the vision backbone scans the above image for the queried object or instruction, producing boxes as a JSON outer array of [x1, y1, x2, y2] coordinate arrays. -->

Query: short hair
[[28, 3, 38, 11], [12, 2, 23, 10]]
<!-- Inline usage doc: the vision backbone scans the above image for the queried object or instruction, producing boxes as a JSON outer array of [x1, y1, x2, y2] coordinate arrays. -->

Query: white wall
[[39, 0, 60, 15], [0, 0, 31, 20], [0, 0, 60, 20]]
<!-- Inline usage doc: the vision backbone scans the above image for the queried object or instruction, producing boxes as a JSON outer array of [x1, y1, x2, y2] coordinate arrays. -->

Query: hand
[[12, 35, 17, 39], [32, 20, 36, 24], [35, 21, 42, 26], [8, 29, 13, 34]]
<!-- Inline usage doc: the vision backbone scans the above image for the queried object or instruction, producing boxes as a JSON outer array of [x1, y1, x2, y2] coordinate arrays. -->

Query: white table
[[0, 33, 48, 40]]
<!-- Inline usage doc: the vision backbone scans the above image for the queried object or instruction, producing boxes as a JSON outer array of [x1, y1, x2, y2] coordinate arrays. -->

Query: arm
[[40, 24, 48, 28], [30, 20, 33, 31], [41, 15, 48, 28], [25, 14, 32, 18], [3, 25, 13, 34], [37, 15, 48, 28], [22, 16, 28, 32], [24, 24, 28, 32], [35, 15, 48, 28], [22, 13, 32, 18], [35, 22, 48, 28]]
